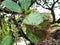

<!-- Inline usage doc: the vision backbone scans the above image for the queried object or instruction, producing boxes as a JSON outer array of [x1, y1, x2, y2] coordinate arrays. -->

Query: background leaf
[[19, 0, 31, 11], [2, 0, 21, 13], [1, 35, 13, 45]]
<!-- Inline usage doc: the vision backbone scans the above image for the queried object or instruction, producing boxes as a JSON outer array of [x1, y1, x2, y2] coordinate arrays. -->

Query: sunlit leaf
[[23, 11, 43, 25]]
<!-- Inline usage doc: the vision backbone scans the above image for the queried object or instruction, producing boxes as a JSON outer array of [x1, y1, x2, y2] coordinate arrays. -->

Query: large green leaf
[[26, 30, 40, 42], [23, 11, 43, 25], [2, 0, 21, 13], [21, 24, 40, 42], [1, 35, 13, 45], [21, 24, 46, 42], [19, 0, 31, 11]]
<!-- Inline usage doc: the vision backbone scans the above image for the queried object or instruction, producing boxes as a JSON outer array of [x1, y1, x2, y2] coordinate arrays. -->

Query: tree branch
[[51, 0, 59, 8], [29, 0, 36, 7], [35, 0, 51, 10]]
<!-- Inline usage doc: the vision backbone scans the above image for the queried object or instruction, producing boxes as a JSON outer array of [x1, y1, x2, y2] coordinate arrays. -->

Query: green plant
[[0, 0, 60, 45]]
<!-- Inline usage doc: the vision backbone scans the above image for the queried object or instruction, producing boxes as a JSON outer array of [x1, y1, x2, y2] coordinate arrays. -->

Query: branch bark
[[51, 0, 59, 8], [35, 0, 51, 10], [50, 9, 56, 23]]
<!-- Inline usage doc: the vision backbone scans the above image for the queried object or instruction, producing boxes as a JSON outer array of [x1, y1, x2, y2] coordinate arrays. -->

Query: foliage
[[0, 0, 60, 45], [23, 11, 43, 25], [2, 0, 21, 13], [1, 35, 13, 45], [19, 0, 31, 11]]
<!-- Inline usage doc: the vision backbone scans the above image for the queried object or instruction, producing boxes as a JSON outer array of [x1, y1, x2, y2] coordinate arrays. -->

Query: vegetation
[[0, 0, 60, 45]]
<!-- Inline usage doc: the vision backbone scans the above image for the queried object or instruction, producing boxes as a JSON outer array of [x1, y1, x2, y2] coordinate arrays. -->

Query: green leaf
[[21, 24, 46, 42], [19, 0, 31, 11], [2, 0, 21, 13], [21, 24, 40, 42], [26, 30, 40, 42], [23, 11, 43, 25], [1, 35, 13, 45]]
